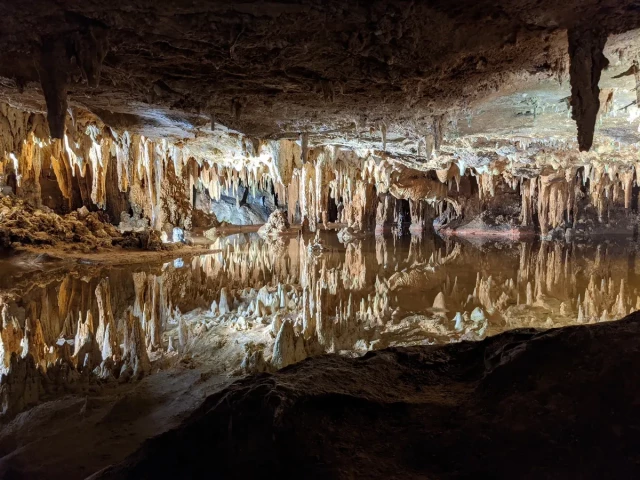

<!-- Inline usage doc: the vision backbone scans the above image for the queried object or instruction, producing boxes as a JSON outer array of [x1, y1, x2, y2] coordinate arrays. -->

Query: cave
[[1, 1, 640, 478]]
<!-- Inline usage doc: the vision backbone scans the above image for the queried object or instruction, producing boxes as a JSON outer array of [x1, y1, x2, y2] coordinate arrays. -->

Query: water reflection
[[2, 232, 639, 382]]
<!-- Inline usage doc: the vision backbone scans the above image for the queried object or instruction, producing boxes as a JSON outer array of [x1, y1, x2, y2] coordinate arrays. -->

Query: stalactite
[[568, 28, 609, 151], [39, 38, 70, 139]]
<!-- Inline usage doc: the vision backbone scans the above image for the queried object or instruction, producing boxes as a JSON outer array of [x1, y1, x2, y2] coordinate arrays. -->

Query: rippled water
[[2, 232, 639, 376]]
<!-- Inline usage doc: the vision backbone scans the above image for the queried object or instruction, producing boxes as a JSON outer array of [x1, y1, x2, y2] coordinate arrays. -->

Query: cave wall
[[2, 102, 640, 237]]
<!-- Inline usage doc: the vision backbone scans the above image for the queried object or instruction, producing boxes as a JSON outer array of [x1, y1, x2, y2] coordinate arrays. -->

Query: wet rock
[[218, 288, 232, 315], [93, 315, 640, 479]]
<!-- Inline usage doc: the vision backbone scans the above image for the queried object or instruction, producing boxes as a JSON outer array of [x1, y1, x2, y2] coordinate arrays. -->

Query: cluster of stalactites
[[0, 107, 188, 226], [0, 103, 470, 234], [0, 108, 382, 233], [0, 278, 149, 381], [198, 163, 273, 203], [512, 242, 636, 324], [0, 104, 286, 230], [273, 147, 380, 232], [518, 164, 638, 235]]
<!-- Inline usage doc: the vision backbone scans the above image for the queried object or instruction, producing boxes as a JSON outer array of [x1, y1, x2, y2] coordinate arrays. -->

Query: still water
[[2, 231, 638, 376]]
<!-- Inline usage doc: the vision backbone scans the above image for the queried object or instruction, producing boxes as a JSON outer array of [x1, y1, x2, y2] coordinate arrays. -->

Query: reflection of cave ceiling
[[1, 1, 640, 167]]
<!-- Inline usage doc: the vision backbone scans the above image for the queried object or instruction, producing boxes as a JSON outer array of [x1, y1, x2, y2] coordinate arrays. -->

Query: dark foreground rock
[[94, 314, 640, 479]]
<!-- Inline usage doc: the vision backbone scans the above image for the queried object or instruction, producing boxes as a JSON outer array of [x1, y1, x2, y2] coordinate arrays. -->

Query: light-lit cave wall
[[3, 101, 640, 240], [0, 102, 386, 236], [0, 103, 379, 234]]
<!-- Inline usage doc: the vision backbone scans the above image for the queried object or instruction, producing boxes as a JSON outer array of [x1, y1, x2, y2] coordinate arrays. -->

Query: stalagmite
[[453, 312, 464, 332], [219, 288, 232, 315], [432, 292, 447, 311], [122, 312, 151, 378], [271, 319, 297, 370], [470, 307, 486, 322]]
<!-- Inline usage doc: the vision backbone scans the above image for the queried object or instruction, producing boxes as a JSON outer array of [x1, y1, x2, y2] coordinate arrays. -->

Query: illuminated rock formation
[[258, 210, 290, 239]]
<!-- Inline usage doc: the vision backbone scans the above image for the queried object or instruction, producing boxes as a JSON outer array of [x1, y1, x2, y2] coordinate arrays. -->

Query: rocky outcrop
[[93, 314, 640, 479], [0, 196, 170, 252]]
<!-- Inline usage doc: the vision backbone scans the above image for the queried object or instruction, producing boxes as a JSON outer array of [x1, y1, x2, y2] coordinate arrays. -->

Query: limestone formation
[[122, 311, 150, 379], [271, 320, 298, 370], [568, 28, 609, 152]]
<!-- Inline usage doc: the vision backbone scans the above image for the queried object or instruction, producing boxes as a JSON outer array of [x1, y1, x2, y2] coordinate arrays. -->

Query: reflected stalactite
[[3, 232, 640, 417]]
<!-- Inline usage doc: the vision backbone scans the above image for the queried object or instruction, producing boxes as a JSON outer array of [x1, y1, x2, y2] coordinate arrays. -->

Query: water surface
[[2, 231, 638, 375]]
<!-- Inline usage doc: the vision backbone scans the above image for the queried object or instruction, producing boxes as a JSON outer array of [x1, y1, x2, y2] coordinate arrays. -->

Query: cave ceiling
[[1, 0, 640, 170]]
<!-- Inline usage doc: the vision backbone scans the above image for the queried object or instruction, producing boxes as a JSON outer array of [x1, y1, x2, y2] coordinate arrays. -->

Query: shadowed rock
[[92, 312, 640, 479]]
